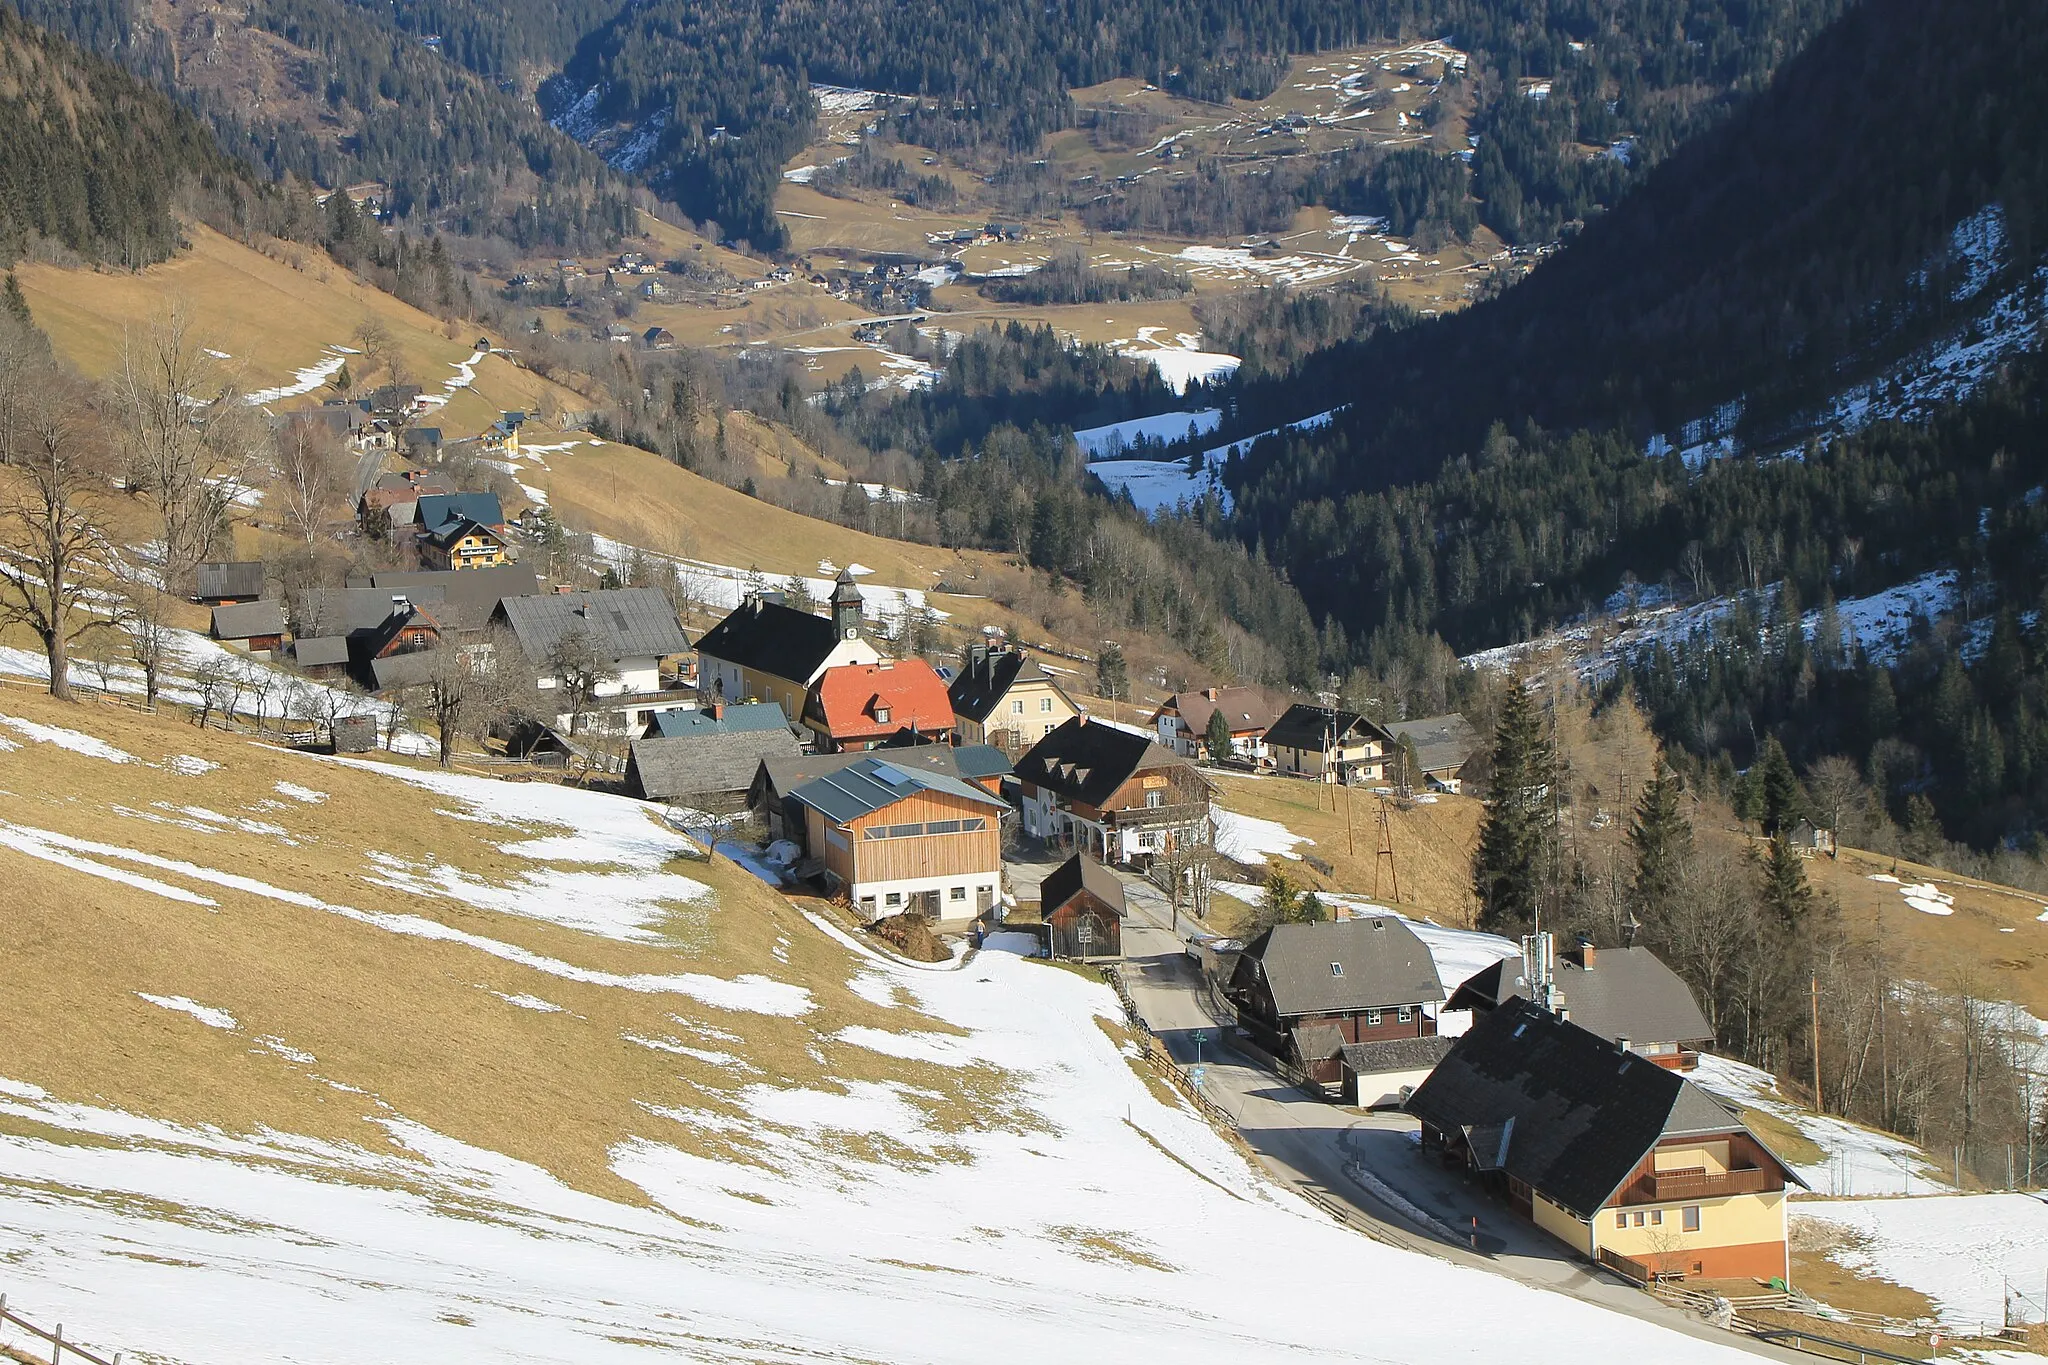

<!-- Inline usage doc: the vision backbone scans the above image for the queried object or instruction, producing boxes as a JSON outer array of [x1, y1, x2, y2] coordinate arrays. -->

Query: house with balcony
[[790, 755, 1007, 923], [1012, 715, 1213, 866], [947, 644, 1080, 753], [1446, 934, 1714, 1070], [1266, 703, 1395, 784], [1225, 917, 1450, 1102], [1150, 686, 1280, 763], [1407, 997, 1804, 1283]]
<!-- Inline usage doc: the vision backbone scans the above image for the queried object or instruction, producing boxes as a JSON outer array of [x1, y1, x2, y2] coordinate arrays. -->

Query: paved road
[[1107, 879, 1804, 1360]]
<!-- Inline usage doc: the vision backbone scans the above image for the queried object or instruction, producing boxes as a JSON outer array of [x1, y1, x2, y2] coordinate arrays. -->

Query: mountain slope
[[0, 3, 256, 266], [0, 690, 1774, 1364], [1226, 0, 2048, 597]]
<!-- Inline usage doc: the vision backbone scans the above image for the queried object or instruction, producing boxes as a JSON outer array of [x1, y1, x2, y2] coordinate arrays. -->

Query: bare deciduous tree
[[270, 415, 348, 551], [543, 627, 619, 736], [422, 627, 536, 768], [0, 372, 121, 700], [114, 305, 260, 593], [123, 585, 175, 710]]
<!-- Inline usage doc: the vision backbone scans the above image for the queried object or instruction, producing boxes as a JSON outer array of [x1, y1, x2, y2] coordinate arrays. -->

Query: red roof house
[[802, 659, 955, 752]]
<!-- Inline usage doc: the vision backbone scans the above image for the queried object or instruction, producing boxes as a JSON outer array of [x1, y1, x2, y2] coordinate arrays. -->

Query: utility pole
[[1374, 796, 1401, 904], [1810, 972, 1825, 1113]]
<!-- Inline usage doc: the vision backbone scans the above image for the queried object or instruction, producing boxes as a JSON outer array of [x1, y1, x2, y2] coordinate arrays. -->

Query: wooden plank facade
[[805, 785, 1003, 920]]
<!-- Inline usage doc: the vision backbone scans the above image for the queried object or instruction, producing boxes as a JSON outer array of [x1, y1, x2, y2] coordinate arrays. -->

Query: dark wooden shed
[[1040, 852, 1125, 961]]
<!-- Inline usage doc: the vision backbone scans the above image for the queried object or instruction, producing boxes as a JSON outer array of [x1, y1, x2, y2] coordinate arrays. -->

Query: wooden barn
[[1038, 852, 1124, 960]]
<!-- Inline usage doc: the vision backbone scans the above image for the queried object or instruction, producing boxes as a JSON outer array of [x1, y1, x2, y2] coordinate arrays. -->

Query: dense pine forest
[[557, 0, 1844, 249], [0, 4, 258, 266], [12, 0, 636, 249], [1222, 0, 2048, 561]]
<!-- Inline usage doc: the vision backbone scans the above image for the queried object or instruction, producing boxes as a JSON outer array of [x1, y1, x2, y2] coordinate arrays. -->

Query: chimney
[[1076, 712, 1089, 726], [1616, 1035, 1632, 1053], [391, 594, 410, 615], [709, 700, 724, 721], [1577, 934, 1596, 970], [1205, 686, 1220, 701]]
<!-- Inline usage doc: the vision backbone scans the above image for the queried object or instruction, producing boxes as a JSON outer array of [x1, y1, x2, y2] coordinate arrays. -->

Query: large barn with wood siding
[[790, 755, 1007, 923]]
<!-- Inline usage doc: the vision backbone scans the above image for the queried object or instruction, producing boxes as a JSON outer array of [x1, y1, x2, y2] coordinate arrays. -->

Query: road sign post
[[1192, 1030, 1207, 1065]]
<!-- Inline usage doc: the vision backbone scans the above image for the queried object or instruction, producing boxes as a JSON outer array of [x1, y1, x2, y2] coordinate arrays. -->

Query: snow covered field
[[1690, 1054, 1947, 1196], [1795, 1193, 2048, 1330], [0, 900, 1770, 1365], [1071, 408, 1222, 456], [1112, 328, 1241, 393], [1090, 456, 1232, 514]]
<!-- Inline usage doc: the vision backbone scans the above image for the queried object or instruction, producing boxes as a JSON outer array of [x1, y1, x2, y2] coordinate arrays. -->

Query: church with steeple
[[692, 569, 883, 722]]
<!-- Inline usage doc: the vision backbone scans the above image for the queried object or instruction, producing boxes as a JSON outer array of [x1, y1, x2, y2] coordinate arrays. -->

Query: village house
[[360, 598, 446, 692], [791, 755, 1007, 923], [414, 492, 507, 538], [625, 701, 804, 812], [1385, 712, 1482, 792], [481, 412, 525, 455], [642, 326, 676, 349], [1012, 716, 1214, 866], [1265, 703, 1394, 784], [1037, 852, 1125, 961], [1225, 917, 1449, 1102], [947, 643, 1080, 752], [209, 600, 287, 657], [803, 659, 955, 753], [289, 634, 351, 679], [1150, 685, 1280, 763], [493, 587, 692, 733], [1407, 997, 1805, 1283], [1447, 934, 1715, 1071], [357, 565, 538, 634], [358, 470, 457, 518], [419, 516, 511, 571], [1785, 819, 1837, 857], [194, 561, 266, 606], [693, 572, 882, 722], [402, 427, 443, 461], [751, 745, 1011, 847]]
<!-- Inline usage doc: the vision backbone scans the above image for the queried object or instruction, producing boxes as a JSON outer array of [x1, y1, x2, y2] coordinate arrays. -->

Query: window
[[961, 817, 988, 832], [1145, 790, 1164, 808], [1365, 1009, 1382, 1026], [887, 823, 923, 838], [1615, 1212, 1627, 1229], [1631, 1211, 1645, 1227], [1397, 1005, 1414, 1023], [1682, 1206, 1700, 1232], [862, 827, 886, 840], [885, 892, 902, 907], [1040, 696, 1053, 712], [859, 896, 875, 912], [1650, 1210, 1663, 1226], [1012, 699, 1024, 715], [950, 886, 966, 900], [1044, 723, 1056, 736], [874, 706, 891, 725], [1329, 963, 1344, 978], [925, 820, 961, 835]]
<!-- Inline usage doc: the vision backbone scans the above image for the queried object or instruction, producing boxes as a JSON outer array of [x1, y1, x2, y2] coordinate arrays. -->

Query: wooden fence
[[0, 1295, 122, 1365]]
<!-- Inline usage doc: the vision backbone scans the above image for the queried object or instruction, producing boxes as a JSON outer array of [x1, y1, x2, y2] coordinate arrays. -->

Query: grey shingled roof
[[363, 565, 540, 632], [1236, 918, 1445, 1017], [693, 597, 843, 686], [1340, 1035, 1458, 1074], [1447, 946, 1714, 1047], [1405, 998, 1805, 1219], [370, 651, 440, 692], [210, 599, 286, 641], [629, 728, 803, 802], [496, 589, 689, 664], [1157, 686, 1281, 737], [1386, 713, 1481, 775], [790, 755, 1009, 824], [195, 561, 265, 602], [292, 636, 350, 668], [948, 647, 1063, 723]]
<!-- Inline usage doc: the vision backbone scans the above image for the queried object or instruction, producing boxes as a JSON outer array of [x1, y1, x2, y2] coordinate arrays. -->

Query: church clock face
[[844, 626, 859, 640]]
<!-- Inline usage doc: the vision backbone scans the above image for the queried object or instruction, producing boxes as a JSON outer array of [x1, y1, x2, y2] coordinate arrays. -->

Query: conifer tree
[[1757, 834, 1812, 931], [1472, 677, 1554, 932], [1754, 734, 1804, 834], [1204, 706, 1232, 761], [2, 273, 31, 328], [1627, 761, 1692, 937]]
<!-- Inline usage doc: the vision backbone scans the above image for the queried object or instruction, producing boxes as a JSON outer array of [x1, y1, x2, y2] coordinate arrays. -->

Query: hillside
[[1225, 0, 2048, 622], [0, 688, 1783, 1364], [0, 4, 256, 267]]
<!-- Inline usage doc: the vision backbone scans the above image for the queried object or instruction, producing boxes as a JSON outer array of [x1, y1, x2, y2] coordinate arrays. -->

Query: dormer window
[[1329, 962, 1344, 977], [874, 706, 891, 725]]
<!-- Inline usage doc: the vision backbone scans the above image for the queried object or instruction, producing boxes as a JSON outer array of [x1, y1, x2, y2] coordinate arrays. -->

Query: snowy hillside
[[1794, 1193, 2048, 1331], [0, 699, 1771, 1365], [1690, 1054, 1947, 1196]]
